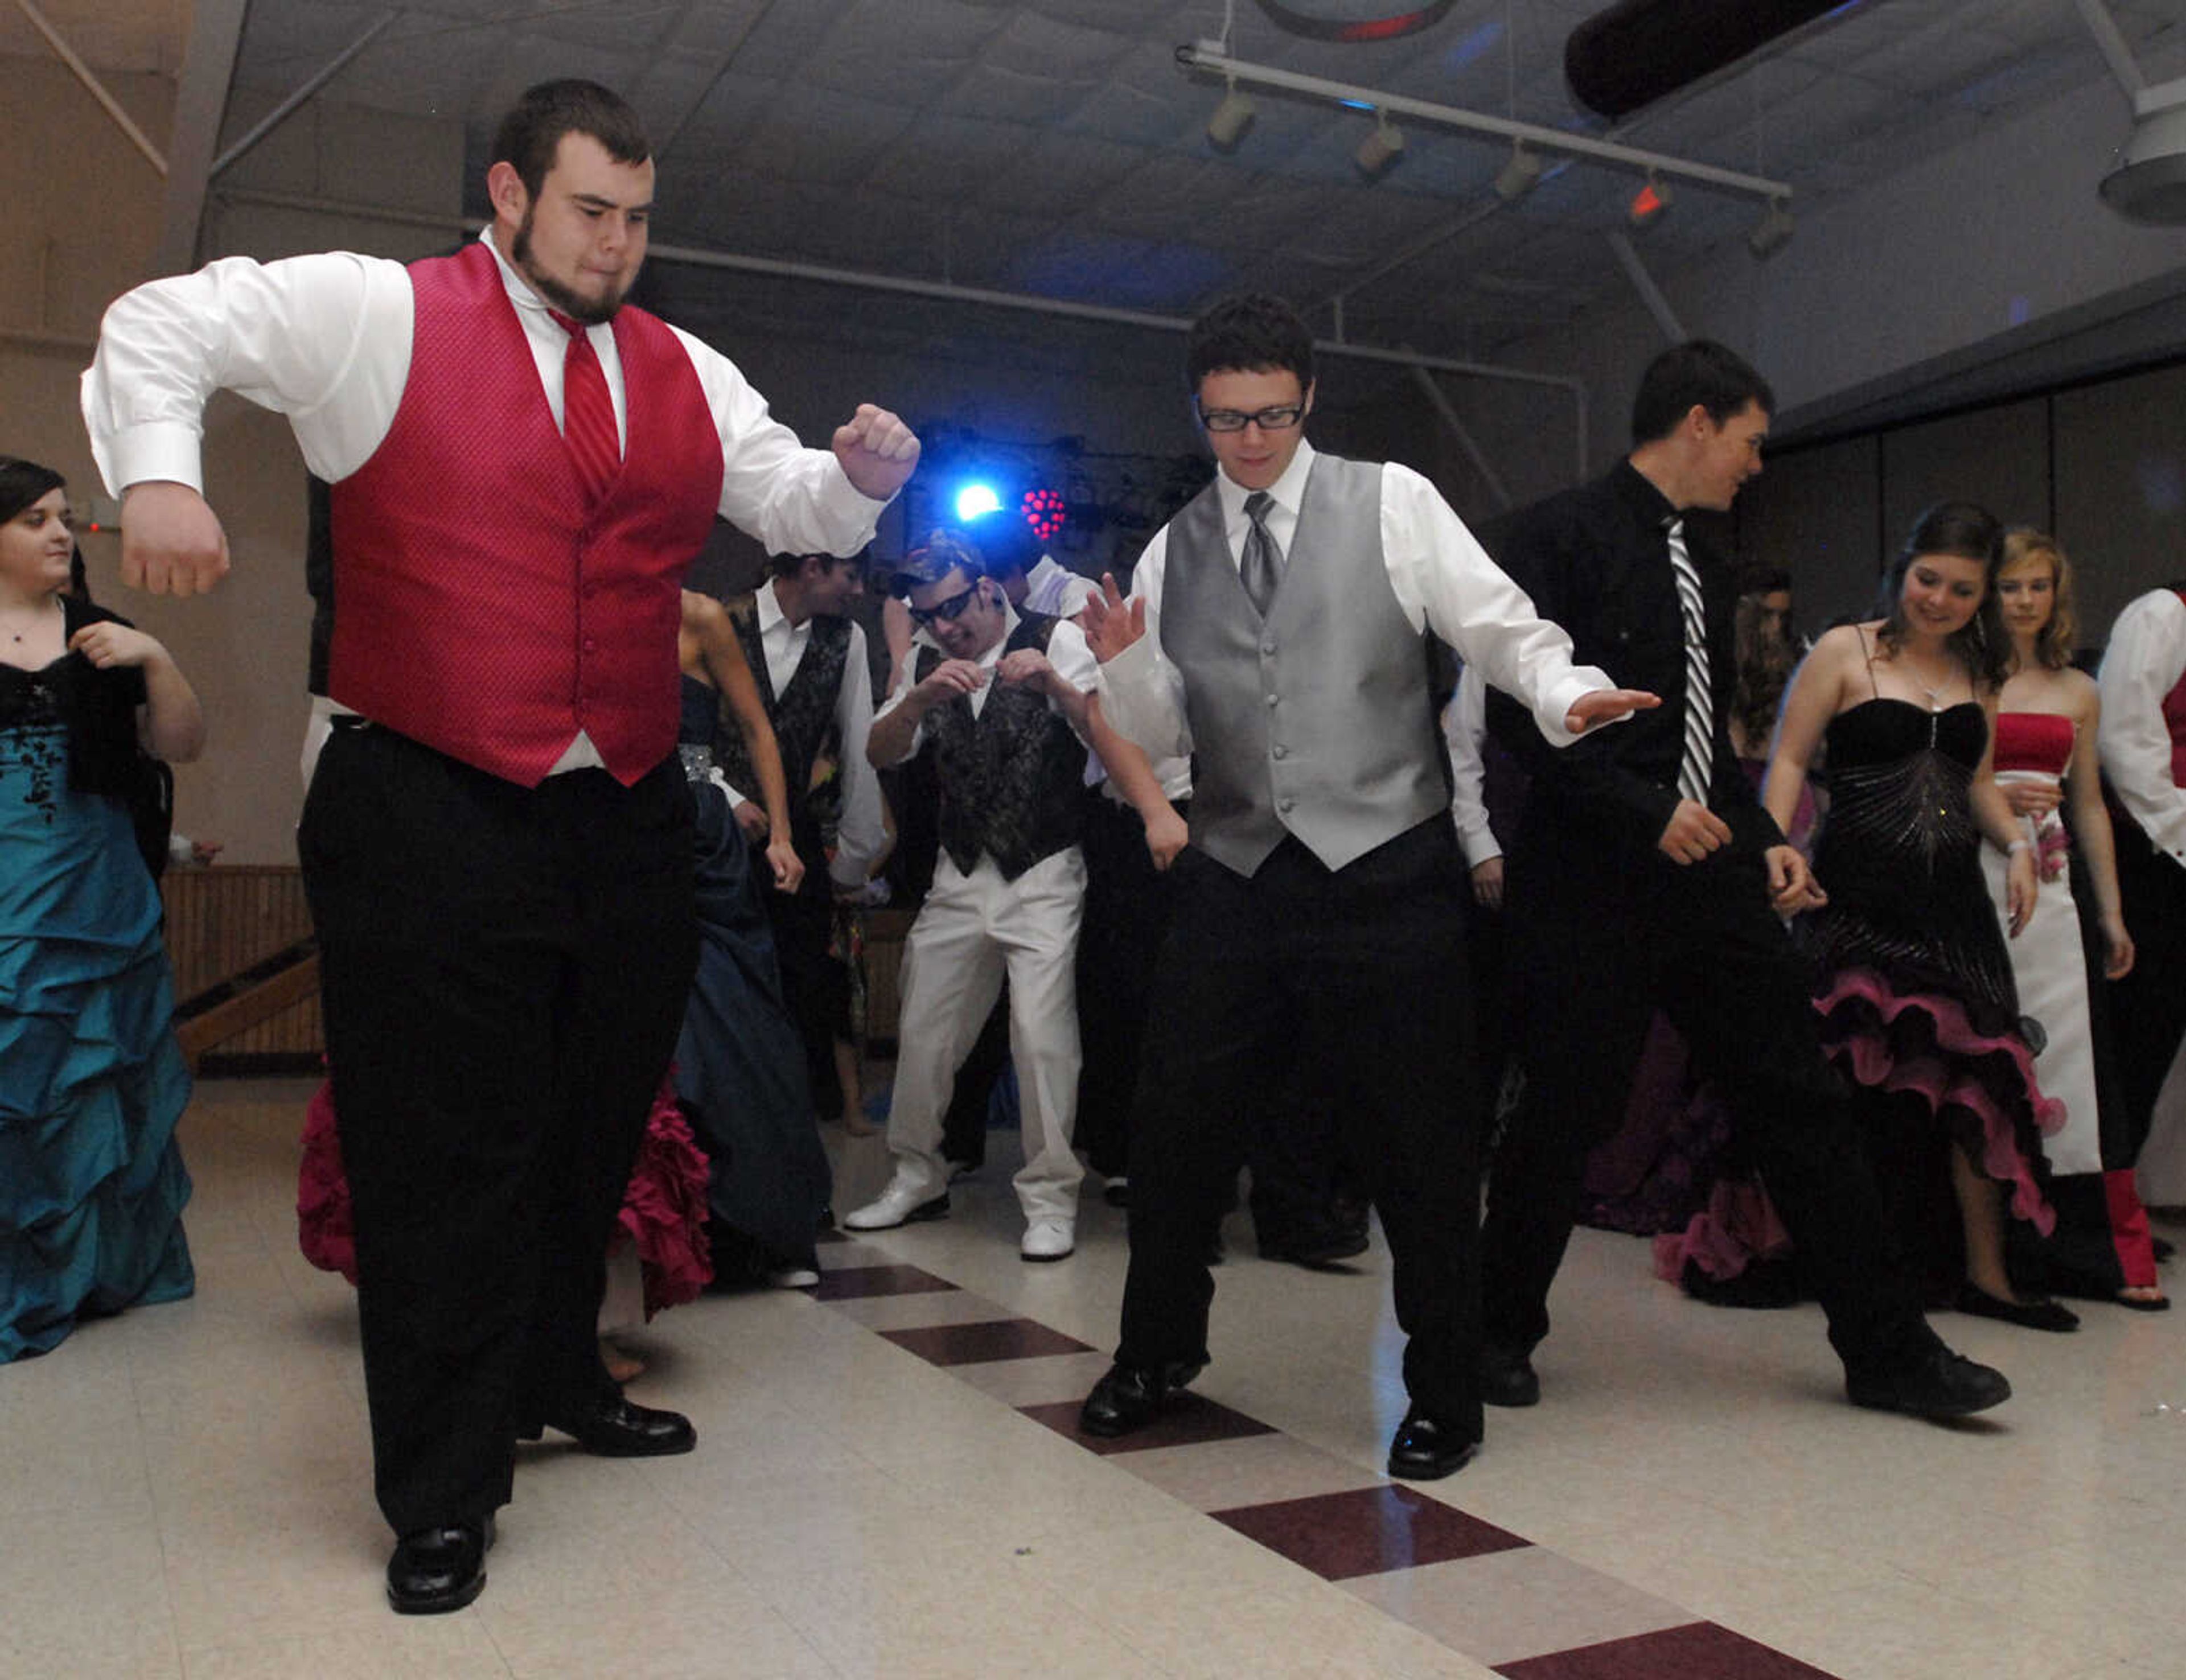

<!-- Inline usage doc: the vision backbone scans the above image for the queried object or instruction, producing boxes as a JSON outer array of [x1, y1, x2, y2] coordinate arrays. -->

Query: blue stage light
[[954, 483, 1003, 522]]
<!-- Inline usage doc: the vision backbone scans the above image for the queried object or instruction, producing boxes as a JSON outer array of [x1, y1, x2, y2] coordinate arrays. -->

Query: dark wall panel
[[2054, 360, 2186, 645], [1741, 434, 1881, 635]]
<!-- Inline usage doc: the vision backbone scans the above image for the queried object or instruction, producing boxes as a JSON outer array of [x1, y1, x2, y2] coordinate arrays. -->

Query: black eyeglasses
[[1196, 402, 1306, 434], [907, 583, 982, 629]]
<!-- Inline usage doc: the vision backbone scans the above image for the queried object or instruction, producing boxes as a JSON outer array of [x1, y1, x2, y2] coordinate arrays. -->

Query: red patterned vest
[[2167, 588, 2186, 789], [327, 241, 724, 786]]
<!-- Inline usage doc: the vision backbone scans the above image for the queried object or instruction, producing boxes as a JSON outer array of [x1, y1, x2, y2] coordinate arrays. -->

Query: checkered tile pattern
[[808, 1242, 1841, 1679]]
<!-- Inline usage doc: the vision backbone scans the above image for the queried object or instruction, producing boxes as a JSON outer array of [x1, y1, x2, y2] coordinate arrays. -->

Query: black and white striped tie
[[1667, 518, 1712, 805]]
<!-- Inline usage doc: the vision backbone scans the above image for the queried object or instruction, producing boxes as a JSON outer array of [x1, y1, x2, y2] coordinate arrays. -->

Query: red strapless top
[[1993, 710, 2073, 776]]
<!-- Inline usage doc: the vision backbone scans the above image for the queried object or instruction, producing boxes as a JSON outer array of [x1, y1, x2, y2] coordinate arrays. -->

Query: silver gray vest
[[1160, 454, 1448, 875]]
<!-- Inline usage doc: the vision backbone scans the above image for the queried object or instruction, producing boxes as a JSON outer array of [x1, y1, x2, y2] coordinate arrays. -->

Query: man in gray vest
[[1076, 293, 1653, 1478], [845, 531, 1099, 1260]]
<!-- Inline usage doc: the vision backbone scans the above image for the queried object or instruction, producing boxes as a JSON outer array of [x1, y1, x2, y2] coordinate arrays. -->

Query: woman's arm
[[68, 620, 207, 763], [2066, 677, 2134, 978], [683, 592, 801, 892], [1760, 625, 1849, 839], [1086, 695, 1187, 870], [1967, 689, 2037, 934]]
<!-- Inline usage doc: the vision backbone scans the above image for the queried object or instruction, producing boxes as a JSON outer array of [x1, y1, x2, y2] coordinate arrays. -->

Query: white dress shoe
[[843, 1176, 949, 1231], [1021, 1216, 1076, 1262]]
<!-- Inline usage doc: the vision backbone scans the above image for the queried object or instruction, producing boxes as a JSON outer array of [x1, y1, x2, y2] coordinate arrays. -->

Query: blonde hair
[[2000, 529, 2077, 672]]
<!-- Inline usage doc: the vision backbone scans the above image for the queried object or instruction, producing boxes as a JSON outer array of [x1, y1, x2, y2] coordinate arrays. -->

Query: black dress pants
[[1073, 791, 1185, 1180], [1115, 818, 1482, 1435], [299, 726, 697, 1535], [2107, 815, 2186, 1165], [765, 881, 852, 1121], [1480, 834, 1929, 1371]]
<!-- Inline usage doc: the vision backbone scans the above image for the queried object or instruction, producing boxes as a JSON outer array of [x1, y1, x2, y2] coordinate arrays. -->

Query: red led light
[[1021, 487, 1066, 543]]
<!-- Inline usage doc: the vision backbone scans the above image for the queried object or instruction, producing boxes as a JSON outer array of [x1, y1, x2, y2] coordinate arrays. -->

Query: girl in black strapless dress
[[1762, 503, 2075, 1332]]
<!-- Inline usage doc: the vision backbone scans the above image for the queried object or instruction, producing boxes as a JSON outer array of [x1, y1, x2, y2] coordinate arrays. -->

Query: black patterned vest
[[717, 592, 854, 898], [917, 611, 1086, 882]]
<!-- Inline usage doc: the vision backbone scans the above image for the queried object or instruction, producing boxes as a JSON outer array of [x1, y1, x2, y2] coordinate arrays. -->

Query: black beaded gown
[[1804, 695, 2062, 1240]]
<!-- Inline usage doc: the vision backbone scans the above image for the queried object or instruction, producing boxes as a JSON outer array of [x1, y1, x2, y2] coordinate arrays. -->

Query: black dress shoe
[[1480, 1343, 1540, 1407], [1954, 1283, 2080, 1333], [387, 1516, 492, 1615], [1386, 1409, 1478, 1481], [1078, 1360, 1205, 1438], [1844, 1343, 2011, 1418], [546, 1396, 697, 1457], [1258, 1224, 1371, 1269]]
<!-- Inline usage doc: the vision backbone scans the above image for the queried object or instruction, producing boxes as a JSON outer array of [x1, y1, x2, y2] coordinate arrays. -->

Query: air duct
[[1565, 0, 1855, 120]]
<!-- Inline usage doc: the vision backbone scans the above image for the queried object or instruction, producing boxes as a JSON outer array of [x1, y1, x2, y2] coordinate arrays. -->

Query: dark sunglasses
[[908, 583, 983, 629]]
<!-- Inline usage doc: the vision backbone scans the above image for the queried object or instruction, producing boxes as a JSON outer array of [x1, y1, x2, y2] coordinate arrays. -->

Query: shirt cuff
[[1457, 825, 1503, 868], [1530, 667, 1620, 749], [104, 422, 207, 496]]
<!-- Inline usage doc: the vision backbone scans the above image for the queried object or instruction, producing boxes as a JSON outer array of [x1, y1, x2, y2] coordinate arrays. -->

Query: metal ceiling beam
[[1410, 367, 1514, 510], [1174, 44, 1792, 201], [1606, 231, 1687, 343], [213, 184, 1587, 396], [14, 0, 167, 175], [2076, 0, 2147, 98], [155, 0, 251, 276], [211, 11, 400, 180]]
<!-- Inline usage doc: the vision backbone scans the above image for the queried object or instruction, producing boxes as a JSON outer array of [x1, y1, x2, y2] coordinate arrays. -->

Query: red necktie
[[548, 309, 619, 507]]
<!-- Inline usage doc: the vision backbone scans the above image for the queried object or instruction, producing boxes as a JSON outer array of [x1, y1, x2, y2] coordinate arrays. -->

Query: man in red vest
[[2100, 585, 2186, 1188], [82, 80, 918, 1615]]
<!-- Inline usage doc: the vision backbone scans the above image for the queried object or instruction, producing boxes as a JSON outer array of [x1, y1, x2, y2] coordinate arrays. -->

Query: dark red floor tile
[[1018, 1391, 1276, 1453], [1497, 1621, 1840, 1679], [810, 1263, 959, 1300], [1211, 1484, 1528, 1580], [881, 1318, 1094, 1365]]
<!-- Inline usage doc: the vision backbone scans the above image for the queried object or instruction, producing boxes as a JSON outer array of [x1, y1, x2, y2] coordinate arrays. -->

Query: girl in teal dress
[[0, 457, 206, 1361]]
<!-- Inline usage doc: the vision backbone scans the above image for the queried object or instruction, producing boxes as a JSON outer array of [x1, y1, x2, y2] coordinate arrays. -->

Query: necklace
[[0, 595, 58, 644]]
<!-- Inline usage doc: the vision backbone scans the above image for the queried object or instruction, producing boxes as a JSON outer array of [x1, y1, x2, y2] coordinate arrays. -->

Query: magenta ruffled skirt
[[298, 1073, 713, 1316], [1813, 966, 2062, 1237]]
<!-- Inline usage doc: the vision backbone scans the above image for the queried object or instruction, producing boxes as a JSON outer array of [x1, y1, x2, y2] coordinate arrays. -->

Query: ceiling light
[[1628, 172, 1670, 228], [1493, 140, 1543, 202], [1207, 82, 1258, 150], [1354, 112, 1405, 177], [1748, 197, 1795, 257]]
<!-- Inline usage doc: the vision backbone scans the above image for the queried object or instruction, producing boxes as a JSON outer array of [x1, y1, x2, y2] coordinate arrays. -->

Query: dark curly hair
[[1186, 293, 1314, 392]]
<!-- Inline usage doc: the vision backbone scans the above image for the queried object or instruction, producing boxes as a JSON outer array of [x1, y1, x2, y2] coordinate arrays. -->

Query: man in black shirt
[[1477, 340, 2010, 1419]]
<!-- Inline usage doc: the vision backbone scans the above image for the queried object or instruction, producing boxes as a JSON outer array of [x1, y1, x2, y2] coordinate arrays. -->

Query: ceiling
[[13, 0, 2186, 372]]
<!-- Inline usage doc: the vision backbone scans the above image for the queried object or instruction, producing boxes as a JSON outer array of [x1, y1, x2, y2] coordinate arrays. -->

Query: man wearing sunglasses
[[845, 532, 1099, 1261], [1075, 292, 1654, 1480]]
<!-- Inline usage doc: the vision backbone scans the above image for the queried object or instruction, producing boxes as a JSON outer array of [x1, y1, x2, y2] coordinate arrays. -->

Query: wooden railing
[[160, 865, 323, 1072]]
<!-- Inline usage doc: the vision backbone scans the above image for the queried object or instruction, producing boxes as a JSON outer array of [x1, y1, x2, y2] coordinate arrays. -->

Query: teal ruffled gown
[[1, 670, 194, 1362]]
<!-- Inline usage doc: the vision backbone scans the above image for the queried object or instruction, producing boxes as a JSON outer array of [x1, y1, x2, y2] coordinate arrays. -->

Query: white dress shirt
[[718, 578, 887, 890], [2099, 587, 2186, 867], [872, 606, 1098, 766], [1443, 664, 1503, 868], [83, 230, 887, 773], [1023, 556, 1099, 619], [1095, 440, 1613, 762]]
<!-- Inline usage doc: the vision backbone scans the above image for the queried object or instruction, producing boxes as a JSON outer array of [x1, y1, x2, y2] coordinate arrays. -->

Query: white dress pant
[[884, 847, 1086, 1222]]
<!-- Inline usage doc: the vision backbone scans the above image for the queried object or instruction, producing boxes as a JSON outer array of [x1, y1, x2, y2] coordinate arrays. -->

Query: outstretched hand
[[1080, 574, 1146, 664], [831, 404, 921, 501], [1563, 687, 1658, 735]]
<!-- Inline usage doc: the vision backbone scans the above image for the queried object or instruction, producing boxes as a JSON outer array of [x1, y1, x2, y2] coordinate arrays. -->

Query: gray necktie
[[1240, 490, 1284, 617], [1666, 518, 1713, 805]]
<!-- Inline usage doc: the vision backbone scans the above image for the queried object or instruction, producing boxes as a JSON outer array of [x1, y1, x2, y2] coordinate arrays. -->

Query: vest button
[[1271, 744, 1287, 760], [1265, 694, 1279, 708], [1261, 640, 1277, 656], [1277, 796, 1295, 813], [582, 638, 597, 654]]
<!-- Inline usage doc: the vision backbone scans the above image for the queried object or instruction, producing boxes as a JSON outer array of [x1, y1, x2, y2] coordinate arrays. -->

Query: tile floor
[[6, 1078, 2184, 1679]]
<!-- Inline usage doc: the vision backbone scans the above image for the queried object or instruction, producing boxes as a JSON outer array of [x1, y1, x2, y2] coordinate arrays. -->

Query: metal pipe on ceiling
[[1173, 43, 1791, 201], [14, 0, 169, 175]]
